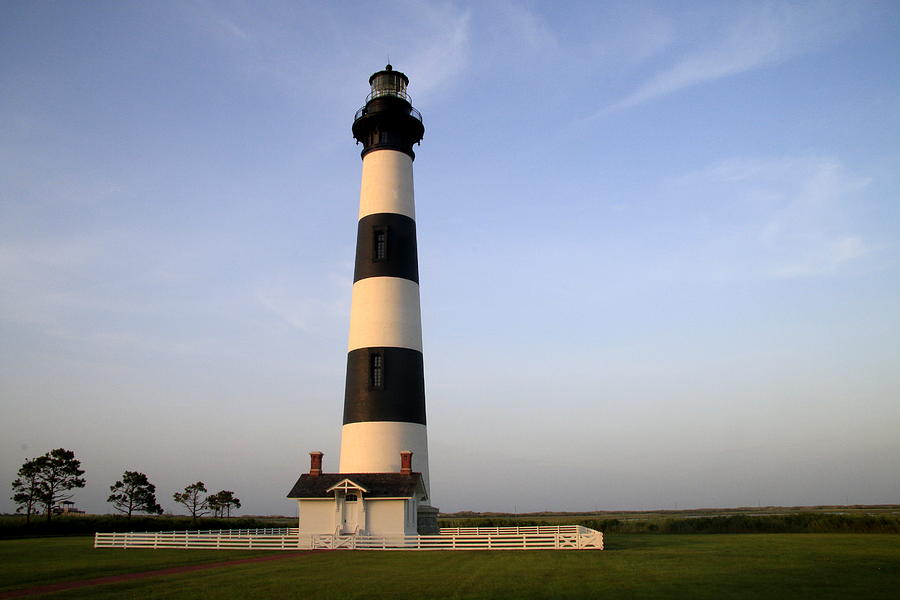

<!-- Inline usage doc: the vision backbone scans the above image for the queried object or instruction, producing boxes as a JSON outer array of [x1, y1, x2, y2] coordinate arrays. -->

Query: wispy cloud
[[602, 2, 859, 113], [254, 269, 348, 333], [183, 0, 250, 42], [485, 0, 558, 55], [500, 1, 556, 50], [587, 5, 674, 68], [675, 156, 873, 279], [400, 3, 472, 100], [178, 0, 473, 104], [771, 234, 866, 278], [0, 235, 106, 329]]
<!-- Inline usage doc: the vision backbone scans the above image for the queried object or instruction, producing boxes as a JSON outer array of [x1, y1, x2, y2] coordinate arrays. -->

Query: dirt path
[[0, 550, 327, 599]]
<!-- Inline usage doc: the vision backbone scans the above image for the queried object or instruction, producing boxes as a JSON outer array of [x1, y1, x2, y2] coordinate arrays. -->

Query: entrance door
[[341, 493, 360, 534]]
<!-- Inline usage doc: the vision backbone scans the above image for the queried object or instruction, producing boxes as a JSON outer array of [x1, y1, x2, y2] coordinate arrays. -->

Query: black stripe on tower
[[353, 213, 419, 283], [343, 347, 426, 425]]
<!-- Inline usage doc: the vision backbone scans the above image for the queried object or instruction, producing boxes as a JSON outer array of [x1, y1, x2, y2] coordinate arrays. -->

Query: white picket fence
[[140, 528, 296, 536], [441, 525, 584, 535], [94, 525, 603, 551]]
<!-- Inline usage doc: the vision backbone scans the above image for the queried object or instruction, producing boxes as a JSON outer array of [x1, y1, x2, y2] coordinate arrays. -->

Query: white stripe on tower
[[347, 277, 422, 352], [358, 151, 415, 219], [339, 65, 432, 499]]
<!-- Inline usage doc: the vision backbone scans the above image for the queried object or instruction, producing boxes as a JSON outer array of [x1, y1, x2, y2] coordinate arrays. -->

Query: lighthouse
[[288, 65, 438, 535], [341, 65, 429, 490]]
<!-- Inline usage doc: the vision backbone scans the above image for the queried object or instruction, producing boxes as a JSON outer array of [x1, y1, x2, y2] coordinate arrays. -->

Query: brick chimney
[[309, 451, 323, 477], [400, 450, 413, 475]]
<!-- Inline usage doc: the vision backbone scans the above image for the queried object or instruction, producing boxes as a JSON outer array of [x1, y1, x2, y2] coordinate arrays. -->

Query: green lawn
[[2, 534, 899, 599]]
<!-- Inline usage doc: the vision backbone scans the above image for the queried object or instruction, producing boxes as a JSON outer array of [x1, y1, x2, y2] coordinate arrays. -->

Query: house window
[[345, 494, 358, 502], [373, 228, 387, 262], [370, 353, 384, 389]]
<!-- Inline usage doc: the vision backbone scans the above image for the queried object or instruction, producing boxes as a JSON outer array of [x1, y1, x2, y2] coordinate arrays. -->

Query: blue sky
[[2, 0, 898, 515]]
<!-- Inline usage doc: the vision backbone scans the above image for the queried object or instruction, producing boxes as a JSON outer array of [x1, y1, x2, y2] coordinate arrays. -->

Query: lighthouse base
[[417, 505, 440, 534]]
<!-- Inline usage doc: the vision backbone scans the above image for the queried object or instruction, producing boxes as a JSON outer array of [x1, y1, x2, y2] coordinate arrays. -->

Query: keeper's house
[[287, 450, 429, 536]]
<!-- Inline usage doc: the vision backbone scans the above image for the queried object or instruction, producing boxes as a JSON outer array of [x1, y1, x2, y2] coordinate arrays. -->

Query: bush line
[[0, 515, 293, 539], [4, 512, 899, 538], [439, 513, 900, 534]]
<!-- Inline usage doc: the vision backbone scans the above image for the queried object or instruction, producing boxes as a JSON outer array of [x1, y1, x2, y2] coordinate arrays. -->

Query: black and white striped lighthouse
[[339, 65, 436, 525]]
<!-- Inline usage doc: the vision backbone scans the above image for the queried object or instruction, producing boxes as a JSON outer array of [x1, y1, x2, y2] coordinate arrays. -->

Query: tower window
[[370, 353, 384, 389], [373, 228, 387, 262]]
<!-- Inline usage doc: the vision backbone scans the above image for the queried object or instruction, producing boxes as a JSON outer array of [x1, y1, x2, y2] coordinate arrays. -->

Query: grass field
[[0, 537, 265, 593], [2, 534, 899, 599]]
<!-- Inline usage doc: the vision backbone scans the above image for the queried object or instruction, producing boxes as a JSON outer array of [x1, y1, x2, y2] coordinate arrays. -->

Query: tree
[[10, 458, 43, 523], [108, 471, 163, 518], [16, 449, 86, 522], [173, 482, 209, 522], [208, 490, 241, 518], [207, 491, 223, 518]]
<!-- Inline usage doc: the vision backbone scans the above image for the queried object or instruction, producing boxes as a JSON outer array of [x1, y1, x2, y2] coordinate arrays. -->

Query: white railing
[[94, 525, 602, 551], [94, 531, 303, 550], [440, 525, 582, 535], [144, 528, 297, 536]]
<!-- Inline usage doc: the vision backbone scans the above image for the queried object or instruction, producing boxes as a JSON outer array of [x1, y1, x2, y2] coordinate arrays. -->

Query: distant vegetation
[[10, 448, 85, 522], [107, 471, 163, 518], [10, 450, 243, 525], [439, 507, 900, 534], [0, 515, 293, 539], [440, 504, 900, 519], [5, 504, 899, 538]]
